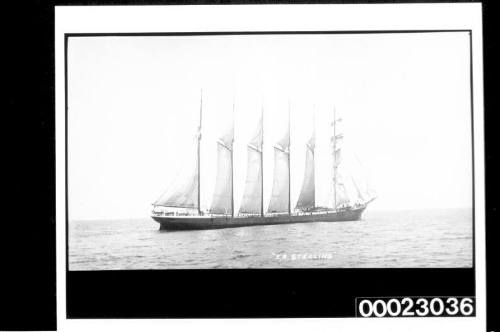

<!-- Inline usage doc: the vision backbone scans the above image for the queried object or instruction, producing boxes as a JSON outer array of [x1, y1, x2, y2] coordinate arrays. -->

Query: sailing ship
[[151, 92, 376, 231]]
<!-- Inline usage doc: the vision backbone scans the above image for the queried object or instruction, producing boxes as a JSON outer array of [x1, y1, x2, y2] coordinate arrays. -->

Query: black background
[[2, 0, 496, 331], [67, 269, 474, 318]]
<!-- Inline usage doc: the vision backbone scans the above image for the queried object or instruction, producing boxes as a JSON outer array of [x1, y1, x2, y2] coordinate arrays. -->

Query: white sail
[[350, 175, 367, 203], [334, 143, 373, 207], [209, 117, 234, 214], [239, 146, 262, 214], [154, 137, 199, 209], [239, 115, 263, 214], [209, 142, 233, 214], [352, 155, 377, 201], [332, 114, 343, 208], [155, 99, 373, 216], [155, 90, 202, 211], [295, 135, 315, 210], [335, 167, 357, 208], [335, 183, 349, 208], [314, 115, 335, 209], [267, 126, 290, 213], [267, 147, 290, 213], [248, 113, 263, 151], [331, 111, 366, 208]]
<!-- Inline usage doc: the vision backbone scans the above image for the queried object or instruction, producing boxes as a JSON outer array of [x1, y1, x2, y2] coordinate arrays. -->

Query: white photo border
[[55, 4, 484, 332]]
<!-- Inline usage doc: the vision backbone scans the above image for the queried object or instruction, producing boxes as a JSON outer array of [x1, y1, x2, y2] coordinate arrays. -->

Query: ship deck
[[152, 207, 366, 231]]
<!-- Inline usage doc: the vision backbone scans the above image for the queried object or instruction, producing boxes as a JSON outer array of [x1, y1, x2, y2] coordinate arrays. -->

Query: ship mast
[[260, 104, 264, 218], [197, 89, 202, 215], [333, 107, 337, 210], [231, 97, 235, 218], [288, 100, 291, 216], [312, 106, 316, 209]]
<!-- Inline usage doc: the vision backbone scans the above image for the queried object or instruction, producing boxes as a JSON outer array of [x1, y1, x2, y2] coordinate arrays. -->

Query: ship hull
[[152, 207, 365, 231]]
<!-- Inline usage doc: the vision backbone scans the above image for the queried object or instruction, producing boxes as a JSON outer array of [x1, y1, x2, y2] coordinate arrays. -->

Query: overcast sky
[[67, 32, 472, 221]]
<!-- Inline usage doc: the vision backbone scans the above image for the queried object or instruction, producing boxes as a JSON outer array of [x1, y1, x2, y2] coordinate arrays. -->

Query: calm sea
[[68, 208, 472, 270]]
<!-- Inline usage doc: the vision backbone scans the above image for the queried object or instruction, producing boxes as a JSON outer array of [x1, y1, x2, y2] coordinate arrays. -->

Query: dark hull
[[152, 207, 365, 231]]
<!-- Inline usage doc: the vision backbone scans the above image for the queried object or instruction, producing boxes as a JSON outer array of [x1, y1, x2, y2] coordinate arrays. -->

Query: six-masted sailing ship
[[151, 92, 376, 230]]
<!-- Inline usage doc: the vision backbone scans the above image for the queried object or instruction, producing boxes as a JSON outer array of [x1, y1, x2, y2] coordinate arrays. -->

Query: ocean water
[[68, 208, 472, 270]]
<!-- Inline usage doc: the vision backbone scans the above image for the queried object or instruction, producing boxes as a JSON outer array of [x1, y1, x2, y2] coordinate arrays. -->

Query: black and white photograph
[[5, 1, 497, 331], [67, 32, 473, 270], [54, 3, 487, 331]]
